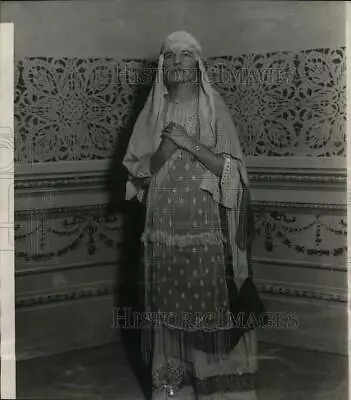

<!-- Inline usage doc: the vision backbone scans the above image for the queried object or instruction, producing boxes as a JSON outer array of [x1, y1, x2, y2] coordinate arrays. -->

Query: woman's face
[[162, 48, 199, 85]]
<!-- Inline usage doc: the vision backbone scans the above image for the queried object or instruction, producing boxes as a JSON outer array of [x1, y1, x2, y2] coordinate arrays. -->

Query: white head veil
[[123, 31, 219, 183], [123, 29, 248, 193]]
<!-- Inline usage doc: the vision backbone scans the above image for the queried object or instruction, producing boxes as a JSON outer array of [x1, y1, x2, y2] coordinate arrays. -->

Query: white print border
[[0, 23, 16, 400], [346, 5, 351, 400]]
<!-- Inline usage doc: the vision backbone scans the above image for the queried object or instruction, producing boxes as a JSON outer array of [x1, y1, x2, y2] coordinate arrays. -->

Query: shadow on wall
[[104, 79, 153, 399]]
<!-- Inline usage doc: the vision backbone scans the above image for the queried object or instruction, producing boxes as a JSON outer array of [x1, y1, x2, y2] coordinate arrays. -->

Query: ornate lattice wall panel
[[14, 47, 345, 163]]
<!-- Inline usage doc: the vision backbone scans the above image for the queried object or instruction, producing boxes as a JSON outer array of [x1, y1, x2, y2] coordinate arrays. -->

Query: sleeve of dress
[[199, 155, 245, 209], [123, 152, 152, 202], [199, 95, 249, 209]]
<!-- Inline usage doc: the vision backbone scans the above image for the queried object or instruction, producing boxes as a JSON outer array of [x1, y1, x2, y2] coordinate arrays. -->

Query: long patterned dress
[[141, 98, 257, 399]]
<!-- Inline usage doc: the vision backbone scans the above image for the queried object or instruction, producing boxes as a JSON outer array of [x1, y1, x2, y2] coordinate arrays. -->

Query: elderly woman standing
[[123, 31, 258, 400]]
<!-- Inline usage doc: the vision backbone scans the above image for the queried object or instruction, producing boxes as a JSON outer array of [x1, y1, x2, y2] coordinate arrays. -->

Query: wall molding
[[249, 173, 346, 192], [15, 175, 104, 190], [15, 257, 347, 278], [15, 171, 346, 191], [16, 283, 116, 308], [253, 200, 346, 211], [16, 260, 117, 277], [257, 283, 347, 303], [15, 280, 347, 309], [15, 203, 108, 216], [250, 173, 346, 183], [14, 199, 347, 215], [14, 160, 346, 212], [15, 156, 346, 183], [252, 257, 347, 272]]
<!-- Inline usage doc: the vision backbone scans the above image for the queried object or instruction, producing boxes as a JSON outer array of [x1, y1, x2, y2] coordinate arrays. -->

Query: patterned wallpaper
[[14, 47, 346, 163]]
